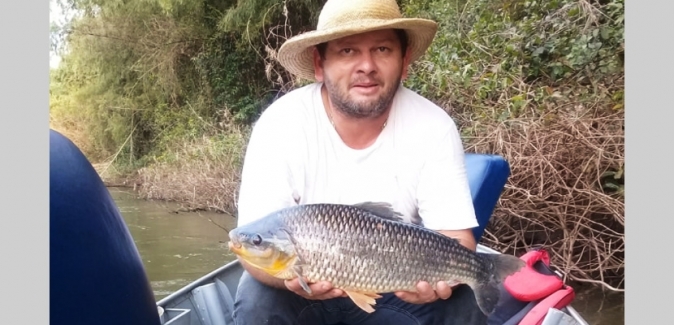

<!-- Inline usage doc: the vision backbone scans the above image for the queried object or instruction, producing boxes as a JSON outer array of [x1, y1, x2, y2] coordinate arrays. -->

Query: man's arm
[[396, 118, 480, 304], [415, 124, 480, 233], [236, 109, 299, 288], [438, 229, 477, 252], [235, 108, 345, 300]]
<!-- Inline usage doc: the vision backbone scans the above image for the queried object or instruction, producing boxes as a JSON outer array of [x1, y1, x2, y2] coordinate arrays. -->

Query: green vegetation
[[50, 0, 623, 291]]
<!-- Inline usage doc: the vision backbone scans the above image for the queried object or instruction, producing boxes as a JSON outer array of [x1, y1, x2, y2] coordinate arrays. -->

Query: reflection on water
[[109, 187, 624, 324], [570, 283, 624, 325]]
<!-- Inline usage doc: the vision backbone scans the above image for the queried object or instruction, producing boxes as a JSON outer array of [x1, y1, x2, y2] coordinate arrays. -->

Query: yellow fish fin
[[272, 268, 295, 280], [344, 290, 381, 313]]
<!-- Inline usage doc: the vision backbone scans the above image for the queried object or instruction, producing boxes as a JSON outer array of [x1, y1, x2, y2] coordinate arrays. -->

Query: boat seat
[[50, 129, 161, 325], [464, 153, 511, 241]]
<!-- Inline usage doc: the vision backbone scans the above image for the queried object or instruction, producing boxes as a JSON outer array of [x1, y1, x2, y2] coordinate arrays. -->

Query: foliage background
[[50, 0, 624, 290]]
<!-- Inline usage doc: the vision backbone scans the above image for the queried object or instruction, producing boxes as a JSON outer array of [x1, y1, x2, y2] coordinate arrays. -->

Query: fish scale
[[228, 202, 526, 315]]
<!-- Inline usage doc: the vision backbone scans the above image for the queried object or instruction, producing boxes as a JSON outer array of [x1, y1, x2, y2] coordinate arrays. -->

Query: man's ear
[[312, 47, 324, 82], [401, 46, 412, 80]]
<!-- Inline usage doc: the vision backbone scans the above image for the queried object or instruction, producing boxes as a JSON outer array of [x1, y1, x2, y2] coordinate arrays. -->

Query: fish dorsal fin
[[353, 202, 404, 222]]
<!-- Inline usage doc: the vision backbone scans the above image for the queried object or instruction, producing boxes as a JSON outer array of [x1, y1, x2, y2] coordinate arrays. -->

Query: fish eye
[[252, 234, 263, 245]]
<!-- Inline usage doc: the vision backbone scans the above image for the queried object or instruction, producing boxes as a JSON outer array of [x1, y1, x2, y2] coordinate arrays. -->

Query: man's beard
[[324, 75, 401, 119]]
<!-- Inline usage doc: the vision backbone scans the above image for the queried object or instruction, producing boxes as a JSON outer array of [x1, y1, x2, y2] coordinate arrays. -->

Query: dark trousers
[[232, 271, 489, 325]]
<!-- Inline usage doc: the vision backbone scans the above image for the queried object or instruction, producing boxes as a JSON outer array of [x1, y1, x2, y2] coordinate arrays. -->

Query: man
[[232, 0, 486, 324]]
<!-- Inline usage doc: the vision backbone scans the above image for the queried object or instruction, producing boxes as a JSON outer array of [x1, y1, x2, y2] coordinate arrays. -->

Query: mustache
[[349, 77, 382, 86]]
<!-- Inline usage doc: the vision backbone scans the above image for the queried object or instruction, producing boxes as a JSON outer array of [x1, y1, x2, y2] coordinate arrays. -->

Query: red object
[[504, 249, 564, 301], [519, 286, 576, 325], [501, 249, 576, 325]]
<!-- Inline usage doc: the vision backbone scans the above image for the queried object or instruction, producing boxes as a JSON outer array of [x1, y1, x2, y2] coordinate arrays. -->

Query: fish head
[[227, 217, 297, 277]]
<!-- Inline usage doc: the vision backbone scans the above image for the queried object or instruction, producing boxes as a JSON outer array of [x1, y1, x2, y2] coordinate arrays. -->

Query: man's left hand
[[394, 280, 454, 304]]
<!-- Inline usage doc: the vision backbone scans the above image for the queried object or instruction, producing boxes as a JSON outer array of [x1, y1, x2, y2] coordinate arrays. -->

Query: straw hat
[[277, 0, 438, 81]]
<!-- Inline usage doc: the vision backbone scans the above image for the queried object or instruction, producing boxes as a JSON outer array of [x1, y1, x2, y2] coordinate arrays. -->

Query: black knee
[[232, 272, 299, 324], [435, 285, 489, 325]]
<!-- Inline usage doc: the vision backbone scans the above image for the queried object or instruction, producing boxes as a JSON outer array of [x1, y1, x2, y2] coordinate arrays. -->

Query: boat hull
[[156, 244, 589, 325]]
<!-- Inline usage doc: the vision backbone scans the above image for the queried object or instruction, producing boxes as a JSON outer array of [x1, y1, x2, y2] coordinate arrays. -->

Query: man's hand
[[284, 277, 347, 300], [394, 280, 454, 304]]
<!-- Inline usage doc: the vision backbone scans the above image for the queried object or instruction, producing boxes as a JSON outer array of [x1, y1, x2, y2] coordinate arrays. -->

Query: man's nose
[[355, 51, 377, 74]]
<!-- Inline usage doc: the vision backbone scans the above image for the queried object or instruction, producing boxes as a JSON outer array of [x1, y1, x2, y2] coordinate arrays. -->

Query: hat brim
[[277, 18, 438, 81]]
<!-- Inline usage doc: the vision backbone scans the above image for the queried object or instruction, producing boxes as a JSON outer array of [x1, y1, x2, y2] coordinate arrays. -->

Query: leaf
[[601, 28, 610, 40], [614, 168, 624, 179], [603, 183, 621, 191], [533, 46, 546, 56]]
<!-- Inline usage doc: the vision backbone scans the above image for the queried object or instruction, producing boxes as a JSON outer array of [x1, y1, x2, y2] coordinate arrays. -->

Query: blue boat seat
[[50, 129, 161, 325], [464, 153, 510, 241]]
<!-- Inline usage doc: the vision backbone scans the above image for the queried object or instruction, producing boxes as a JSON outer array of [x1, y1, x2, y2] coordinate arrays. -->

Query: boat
[[155, 153, 589, 325], [156, 245, 588, 325], [49, 128, 589, 325]]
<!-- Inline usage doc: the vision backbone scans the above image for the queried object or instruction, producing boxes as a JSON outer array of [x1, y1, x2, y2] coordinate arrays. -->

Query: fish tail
[[470, 253, 525, 316]]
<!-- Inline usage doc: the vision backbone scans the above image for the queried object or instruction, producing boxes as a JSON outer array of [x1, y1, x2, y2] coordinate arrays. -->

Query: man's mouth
[[351, 82, 380, 94], [353, 82, 378, 88]]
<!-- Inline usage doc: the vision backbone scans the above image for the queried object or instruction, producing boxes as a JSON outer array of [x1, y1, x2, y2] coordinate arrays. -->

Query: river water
[[109, 188, 624, 324]]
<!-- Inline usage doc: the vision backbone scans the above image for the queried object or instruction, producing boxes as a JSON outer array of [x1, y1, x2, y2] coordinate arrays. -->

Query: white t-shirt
[[236, 83, 478, 231]]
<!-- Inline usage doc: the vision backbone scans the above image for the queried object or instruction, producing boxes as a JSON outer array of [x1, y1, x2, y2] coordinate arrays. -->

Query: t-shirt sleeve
[[236, 110, 299, 227], [416, 118, 479, 231]]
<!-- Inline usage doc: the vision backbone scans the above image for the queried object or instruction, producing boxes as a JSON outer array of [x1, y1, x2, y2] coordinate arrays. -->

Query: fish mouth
[[227, 241, 242, 252], [227, 233, 248, 257]]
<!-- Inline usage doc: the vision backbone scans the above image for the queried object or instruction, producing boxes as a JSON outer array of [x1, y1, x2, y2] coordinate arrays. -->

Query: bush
[[400, 0, 624, 290]]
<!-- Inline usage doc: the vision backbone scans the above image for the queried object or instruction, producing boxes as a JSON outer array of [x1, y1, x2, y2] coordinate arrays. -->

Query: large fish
[[227, 202, 525, 315]]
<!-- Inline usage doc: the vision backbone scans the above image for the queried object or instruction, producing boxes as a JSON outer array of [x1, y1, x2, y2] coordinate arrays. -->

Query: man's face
[[313, 29, 411, 119]]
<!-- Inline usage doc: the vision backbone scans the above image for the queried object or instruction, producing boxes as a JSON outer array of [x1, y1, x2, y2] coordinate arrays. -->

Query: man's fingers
[[435, 281, 453, 300], [395, 291, 412, 301], [415, 281, 437, 302], [394, 281, 453, 304]]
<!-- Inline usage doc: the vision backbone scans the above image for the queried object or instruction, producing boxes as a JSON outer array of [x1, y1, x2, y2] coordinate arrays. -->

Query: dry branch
[[462, 107, 624, 291]]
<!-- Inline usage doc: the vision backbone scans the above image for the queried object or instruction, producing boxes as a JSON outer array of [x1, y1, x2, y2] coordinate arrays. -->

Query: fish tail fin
[[469, 279, 502, 316], [481, 252, 526, 282], [470, 253, 525, 315]]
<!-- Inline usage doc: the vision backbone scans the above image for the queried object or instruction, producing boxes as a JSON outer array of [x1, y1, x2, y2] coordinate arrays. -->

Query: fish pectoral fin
[[272, 268, 295, 280], [291, 266, 312, 295], [345, 290, 379, 313]]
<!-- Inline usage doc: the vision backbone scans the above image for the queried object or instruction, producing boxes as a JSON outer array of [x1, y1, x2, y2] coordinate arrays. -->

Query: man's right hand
[[284, 277, 347, 300]]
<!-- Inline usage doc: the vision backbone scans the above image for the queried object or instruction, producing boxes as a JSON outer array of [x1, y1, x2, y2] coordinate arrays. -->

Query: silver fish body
[[228, 202, 525, 315]]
